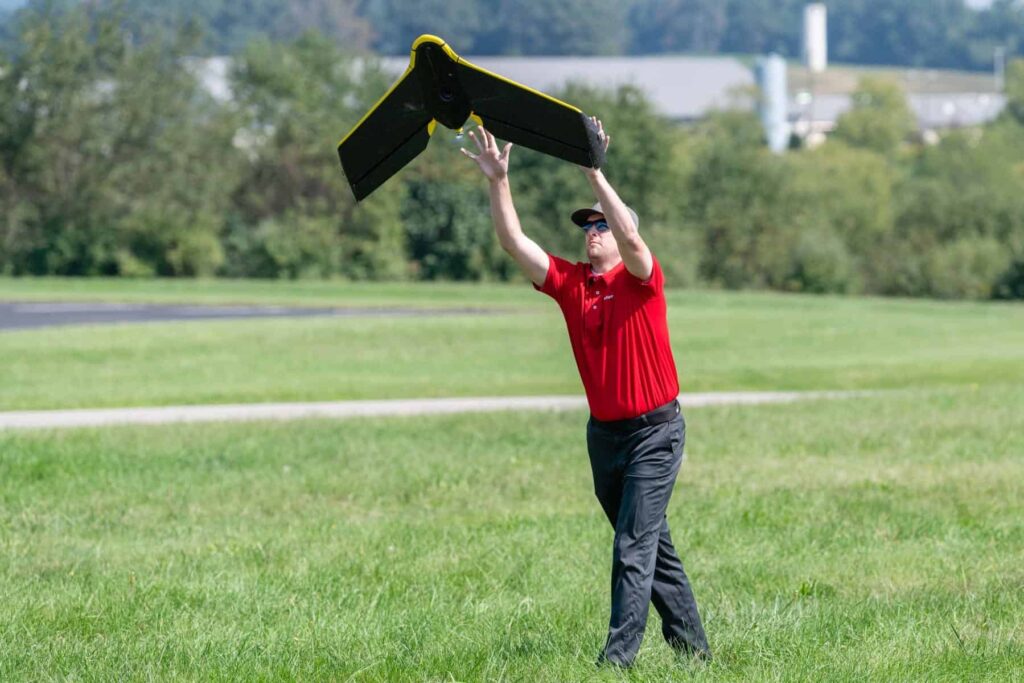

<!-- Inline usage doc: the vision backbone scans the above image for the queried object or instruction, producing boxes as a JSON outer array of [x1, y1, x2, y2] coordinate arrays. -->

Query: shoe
[[594, 651, 632, 669], [667, 635, 712, 663]]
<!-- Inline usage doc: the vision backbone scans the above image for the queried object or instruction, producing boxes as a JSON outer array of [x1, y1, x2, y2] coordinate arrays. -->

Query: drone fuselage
[[412, 41, 472, 130]]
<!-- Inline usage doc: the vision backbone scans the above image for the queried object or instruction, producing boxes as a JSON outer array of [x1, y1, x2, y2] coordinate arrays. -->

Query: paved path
[[0, 301, 491, 331], [0, 391, 864, 431]]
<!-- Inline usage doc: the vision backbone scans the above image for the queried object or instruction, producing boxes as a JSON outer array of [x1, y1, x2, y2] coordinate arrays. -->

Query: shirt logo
[[603, 295, 615, 301]]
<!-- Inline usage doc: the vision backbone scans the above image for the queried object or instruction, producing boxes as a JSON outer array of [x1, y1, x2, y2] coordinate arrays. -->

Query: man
[[461, 120, 711, 667]]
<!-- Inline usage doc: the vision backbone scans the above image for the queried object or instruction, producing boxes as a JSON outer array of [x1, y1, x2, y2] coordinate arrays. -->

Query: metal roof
[[794, 92, 1007, 130], [379, 55, 756, 121], [191, 55, 1005, 129]]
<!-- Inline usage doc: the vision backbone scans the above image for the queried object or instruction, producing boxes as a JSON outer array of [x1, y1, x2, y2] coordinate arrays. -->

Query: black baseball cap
[[570, 202, 639, 229]]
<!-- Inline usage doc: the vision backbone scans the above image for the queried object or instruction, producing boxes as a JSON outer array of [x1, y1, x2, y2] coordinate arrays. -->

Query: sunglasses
[[580, 220, 611, 234]]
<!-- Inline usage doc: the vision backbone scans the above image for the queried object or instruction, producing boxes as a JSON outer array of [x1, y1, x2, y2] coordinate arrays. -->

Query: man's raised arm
[[462, 127, 549, 287], [581, 117, 654, 281]]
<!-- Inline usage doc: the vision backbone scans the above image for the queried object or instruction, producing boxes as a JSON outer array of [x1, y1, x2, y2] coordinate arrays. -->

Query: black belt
[[591, 399, 680, 433]]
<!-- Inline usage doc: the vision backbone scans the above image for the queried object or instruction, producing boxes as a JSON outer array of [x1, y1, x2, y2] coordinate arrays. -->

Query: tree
[[785, 142, 896, 293], [86, 0, 373, 54], [628, 0, 727, 54], [963, 0, 1024, 70], [719, 0, 802, 57], [832, 77, 914, 156], [826, 0, 972, 69], [1006, 58, 1024, 125], [684, 111, 795, 289], [401, 179, 498, 280], [0, 2, 237, 276], [228, 33, 405, 279], [883, 121, 1024, 298], [359, 0, 480, 55], [477, 0, 627, 56]]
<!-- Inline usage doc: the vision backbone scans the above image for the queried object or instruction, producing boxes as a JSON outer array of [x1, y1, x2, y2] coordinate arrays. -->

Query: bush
[[402, 181, 499, 281], [785, 227, 857, 294], [992, 260, 1024, 300], [221, 213, 342, 279], [923, 238, 1011, 300], [645, 223, 702, 288]]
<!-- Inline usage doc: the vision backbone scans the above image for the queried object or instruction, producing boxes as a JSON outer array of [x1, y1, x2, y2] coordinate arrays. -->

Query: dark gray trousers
[[586, 411, 710, 666]]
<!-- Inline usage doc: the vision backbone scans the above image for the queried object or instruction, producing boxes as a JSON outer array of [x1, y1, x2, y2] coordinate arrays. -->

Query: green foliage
[[363, 0, 628, 56], [483, 0, 627, 56], [2, 2, 1023, 298], [228, 33, 405, 280], [832, 77, 915, 155], [85, 0, 372, 54], [685, 111, 794, 289], [784, 143, 894, 293], [993, 260, 1024, 300], [361, 0, 1024, 73], [881, 121, 1024, 297], [8, 0, 1023, 71], [922, 237, 1010, 299], [785, 227, 857, 294], [0, 2, 235, 276], [828, 0, 972, 68], [222, 213, 342, 279], [718, 0, 804, 55], [358, 0, 481, 56], [337, 195, 407, 280], [1006, 58, 1024, 125], [628, 0, 728, 54], [402, 180, 501, 281]]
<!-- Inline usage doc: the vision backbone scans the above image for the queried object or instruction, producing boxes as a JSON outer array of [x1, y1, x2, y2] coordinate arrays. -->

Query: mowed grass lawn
[[2, 386, 1022, 680], [2, 279, 1023, 679], [2, 279, 1023, 409]]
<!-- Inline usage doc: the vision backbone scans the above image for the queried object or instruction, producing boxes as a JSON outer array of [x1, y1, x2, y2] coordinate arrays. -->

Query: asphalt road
[[0, 301, 491, 331]]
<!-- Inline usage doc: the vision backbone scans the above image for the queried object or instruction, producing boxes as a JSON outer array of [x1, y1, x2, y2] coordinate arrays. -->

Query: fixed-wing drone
[[337, 34, 606, 201]]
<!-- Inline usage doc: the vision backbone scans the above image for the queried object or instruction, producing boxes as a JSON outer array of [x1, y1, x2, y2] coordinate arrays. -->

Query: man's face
[[583, 213, 619, 261]]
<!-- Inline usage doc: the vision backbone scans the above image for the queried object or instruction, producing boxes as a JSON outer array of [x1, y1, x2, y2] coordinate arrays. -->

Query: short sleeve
[[629, 255, 664, 295], [533, 253, 576, 302]]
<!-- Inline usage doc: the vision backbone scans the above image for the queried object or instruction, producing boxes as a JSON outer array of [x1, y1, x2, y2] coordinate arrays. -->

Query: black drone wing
[[455, 59, 606, 169], [337, 69, 434, 201], [338, 35, 606, 201]]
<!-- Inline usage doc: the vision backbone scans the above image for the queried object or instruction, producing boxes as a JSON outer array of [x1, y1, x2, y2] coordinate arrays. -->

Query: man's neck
[[589, 256, 622, 275]]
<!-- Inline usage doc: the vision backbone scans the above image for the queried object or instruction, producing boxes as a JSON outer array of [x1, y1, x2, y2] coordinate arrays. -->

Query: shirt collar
[[587, 260, 625, 283]]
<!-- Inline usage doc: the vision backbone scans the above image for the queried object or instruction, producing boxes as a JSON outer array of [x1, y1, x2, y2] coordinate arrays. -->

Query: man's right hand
[[461, 126, 513, 182]]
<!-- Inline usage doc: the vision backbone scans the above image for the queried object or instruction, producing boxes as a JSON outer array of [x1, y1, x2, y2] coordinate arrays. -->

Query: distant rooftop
[[192, 55, 1006, 130], [378, 55, 756, 121], [798, 92, 1007, 131], [378, 55, 1005, 129]]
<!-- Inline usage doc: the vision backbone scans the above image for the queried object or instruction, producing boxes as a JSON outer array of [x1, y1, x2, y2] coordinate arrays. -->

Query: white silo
[[756, 54, 791, 153], [803, 4, 828, 73]]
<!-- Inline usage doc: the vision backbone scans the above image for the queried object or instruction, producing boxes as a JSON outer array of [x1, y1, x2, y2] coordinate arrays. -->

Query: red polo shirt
[[535, 254, 679, 421]]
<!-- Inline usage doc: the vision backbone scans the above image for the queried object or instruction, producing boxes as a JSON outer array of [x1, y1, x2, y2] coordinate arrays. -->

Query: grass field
[[2, 279, 1022, 680], [2, 386, 1022, 680], [0, 277, 537, 309], [2, 280, 1023, 410]]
